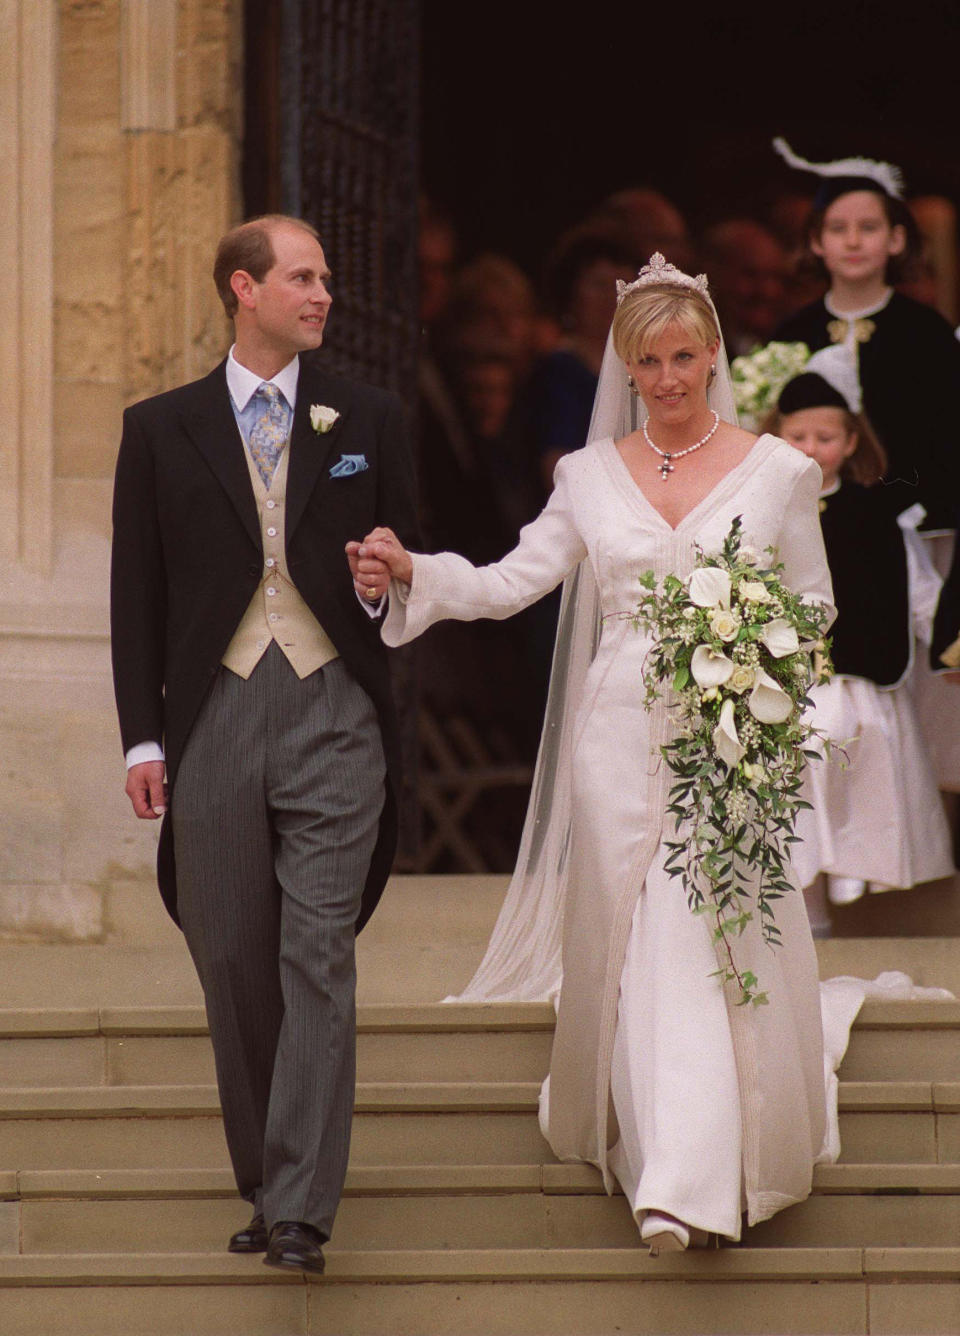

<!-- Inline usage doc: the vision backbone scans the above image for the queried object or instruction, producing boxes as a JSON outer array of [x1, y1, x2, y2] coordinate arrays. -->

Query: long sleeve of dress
[[382, 455, 588, 647], [777, 456, 837, 627]]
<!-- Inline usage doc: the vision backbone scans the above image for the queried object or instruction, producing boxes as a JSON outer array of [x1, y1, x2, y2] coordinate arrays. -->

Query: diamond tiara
[[616, 252, 711, 305]]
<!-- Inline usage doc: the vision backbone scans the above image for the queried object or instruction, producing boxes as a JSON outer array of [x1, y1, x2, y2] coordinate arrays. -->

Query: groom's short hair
[[214, 214, 322, 316]]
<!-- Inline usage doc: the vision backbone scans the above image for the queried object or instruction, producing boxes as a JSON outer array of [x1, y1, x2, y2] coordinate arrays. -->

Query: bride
[[347, 255, 836, 1252]]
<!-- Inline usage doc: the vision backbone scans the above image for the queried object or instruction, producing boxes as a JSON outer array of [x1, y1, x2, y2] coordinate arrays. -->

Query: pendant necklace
[[643, 411, 720, 480]]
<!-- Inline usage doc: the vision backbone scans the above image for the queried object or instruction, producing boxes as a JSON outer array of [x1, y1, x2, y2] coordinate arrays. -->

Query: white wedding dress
[[384, 433, 837, 1239]]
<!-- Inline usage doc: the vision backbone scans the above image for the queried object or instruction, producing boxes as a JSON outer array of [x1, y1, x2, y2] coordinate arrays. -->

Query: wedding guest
[[773, 137, 960, 530], [773, 139, 960, 795], [522, 227, 639, 493], [441, 253, 540, 382], [901, 195, 959, 323], [701, 219, 789, 356], [589, 188, 695, 273], [763, 343, 953, 931]]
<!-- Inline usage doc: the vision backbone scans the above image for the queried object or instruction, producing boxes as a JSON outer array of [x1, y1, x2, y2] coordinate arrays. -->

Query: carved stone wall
[[0, 0, 243, 943], [56, 0, 240, 477]]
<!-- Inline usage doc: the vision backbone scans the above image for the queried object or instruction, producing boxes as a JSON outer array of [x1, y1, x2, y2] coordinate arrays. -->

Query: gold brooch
[[827, 318, 875, 346]]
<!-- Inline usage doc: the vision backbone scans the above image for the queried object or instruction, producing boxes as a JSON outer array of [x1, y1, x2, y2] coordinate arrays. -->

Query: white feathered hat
[[773, 136, 905, 204]]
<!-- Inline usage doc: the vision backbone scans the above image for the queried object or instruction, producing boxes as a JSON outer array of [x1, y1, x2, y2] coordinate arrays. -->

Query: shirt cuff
[[126, 741, 165, 769], [356, 589, 385, 619]]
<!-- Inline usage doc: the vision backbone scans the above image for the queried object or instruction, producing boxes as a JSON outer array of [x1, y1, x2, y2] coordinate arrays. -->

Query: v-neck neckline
[[601, 434, 774, 533]]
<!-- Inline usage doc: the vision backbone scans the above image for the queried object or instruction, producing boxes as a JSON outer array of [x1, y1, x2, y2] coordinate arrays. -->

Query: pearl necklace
[[643, 410, 720, 480]]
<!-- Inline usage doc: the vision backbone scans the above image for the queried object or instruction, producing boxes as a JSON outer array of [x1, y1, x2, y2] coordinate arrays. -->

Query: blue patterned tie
[[247, 383, 290, 487]]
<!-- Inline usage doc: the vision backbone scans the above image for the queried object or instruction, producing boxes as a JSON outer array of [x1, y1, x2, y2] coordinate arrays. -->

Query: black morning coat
[[777, 292, 960, 532], [110, 353, 420, 931]]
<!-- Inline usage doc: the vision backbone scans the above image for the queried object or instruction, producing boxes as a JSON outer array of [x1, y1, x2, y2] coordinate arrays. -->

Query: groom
[[111, 214, 418, 1272]]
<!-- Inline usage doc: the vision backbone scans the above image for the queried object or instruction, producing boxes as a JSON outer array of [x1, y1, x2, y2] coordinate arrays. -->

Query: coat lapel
[[181, 362, 261, 550], [286, 358, 355, 538]]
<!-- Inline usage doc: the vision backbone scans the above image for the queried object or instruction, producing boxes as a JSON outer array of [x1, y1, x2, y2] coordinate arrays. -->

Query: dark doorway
[[242, 0, 960, 873], [421, 0, 960, 272]]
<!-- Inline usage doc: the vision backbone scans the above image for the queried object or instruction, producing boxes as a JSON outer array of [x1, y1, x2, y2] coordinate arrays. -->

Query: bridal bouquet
[[730, 341, 810, 430], [631, 518, 832, 1006]]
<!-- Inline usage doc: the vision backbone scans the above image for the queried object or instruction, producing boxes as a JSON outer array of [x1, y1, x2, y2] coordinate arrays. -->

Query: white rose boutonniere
[[310, 404, 340, 434]]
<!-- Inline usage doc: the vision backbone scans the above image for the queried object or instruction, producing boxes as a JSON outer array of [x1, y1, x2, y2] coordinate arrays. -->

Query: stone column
[[0, 0, 242, 943], [0, 0, 55, 577]]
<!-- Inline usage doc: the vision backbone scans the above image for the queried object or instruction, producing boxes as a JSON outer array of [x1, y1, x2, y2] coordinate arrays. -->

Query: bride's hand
[[345, 527, 414, 594]]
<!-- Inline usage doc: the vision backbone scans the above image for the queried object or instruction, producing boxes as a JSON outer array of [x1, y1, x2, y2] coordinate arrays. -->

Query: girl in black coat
[[765, 346, 954, 933]]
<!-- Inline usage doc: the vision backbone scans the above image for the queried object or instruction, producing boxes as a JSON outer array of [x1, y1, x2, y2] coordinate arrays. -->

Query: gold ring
[[365, 586, 379, 600]]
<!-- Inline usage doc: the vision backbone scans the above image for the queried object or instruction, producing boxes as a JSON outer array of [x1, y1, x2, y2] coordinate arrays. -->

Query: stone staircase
[[1, 881, 959, 1334]]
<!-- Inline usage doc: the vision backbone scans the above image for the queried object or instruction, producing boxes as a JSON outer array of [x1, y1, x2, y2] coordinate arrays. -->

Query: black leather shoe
[[228, 1212, 268, 1253], [263, 1220, 326, 1274]]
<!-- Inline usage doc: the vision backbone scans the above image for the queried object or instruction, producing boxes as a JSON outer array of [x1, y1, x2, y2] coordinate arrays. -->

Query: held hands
[[345, 527, 414, 601], [125, 760, 168, 820]]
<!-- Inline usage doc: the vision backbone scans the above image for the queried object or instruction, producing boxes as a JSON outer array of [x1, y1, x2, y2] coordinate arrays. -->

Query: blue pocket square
[[329, 453, 369, 478]]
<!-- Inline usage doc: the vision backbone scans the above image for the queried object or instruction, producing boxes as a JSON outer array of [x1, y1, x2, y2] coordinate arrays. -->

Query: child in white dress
[[766, 344, 954, 933]]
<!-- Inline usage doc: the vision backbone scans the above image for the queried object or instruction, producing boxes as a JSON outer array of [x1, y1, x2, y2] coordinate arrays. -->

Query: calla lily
[[759, 617, 800, 658], [748, 670, 793, 723], [690, 645, 735, 689], [714, 697, 745, 769], [688, 566, 731, 610]]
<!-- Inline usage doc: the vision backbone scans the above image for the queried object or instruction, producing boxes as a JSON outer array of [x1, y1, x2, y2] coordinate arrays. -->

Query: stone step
[[5, 1164, 960, 1256], [3, 999, 957, 1088], [0, 1082, 957, 1171], [0, 1002, 559, 1088], [1, 922, 959, 1010], [0, 1247, 957, 1336]]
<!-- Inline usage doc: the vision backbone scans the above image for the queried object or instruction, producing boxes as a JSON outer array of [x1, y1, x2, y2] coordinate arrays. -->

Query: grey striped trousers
[[173, 645, 385, 1238]]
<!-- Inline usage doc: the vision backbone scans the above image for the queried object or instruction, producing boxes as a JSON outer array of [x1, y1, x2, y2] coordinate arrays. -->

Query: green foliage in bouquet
[[631, 517, 833, 1006]]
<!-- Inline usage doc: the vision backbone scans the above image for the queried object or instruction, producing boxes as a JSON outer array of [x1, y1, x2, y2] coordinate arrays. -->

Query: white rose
[[728, 664, 756, 694], [709, 608, 740, 642], [713, 698, 746, 769], [742, 761, 765, 783], [688, 567, 731, 610], [748, 670, 793, 723], [690, 645, 735, 689], [309, 403, 340, 433], [738, 580, 771, 604], [738, 543, 761, 566], [701, 686, 719, 702], [759, 617, 800, 658]]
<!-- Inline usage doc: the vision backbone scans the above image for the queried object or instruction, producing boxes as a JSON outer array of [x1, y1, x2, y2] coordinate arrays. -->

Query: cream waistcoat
[[222, 443, 338, 679]]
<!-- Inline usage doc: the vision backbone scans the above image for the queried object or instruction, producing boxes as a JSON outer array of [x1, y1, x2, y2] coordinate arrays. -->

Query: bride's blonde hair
[[612, 283, 719, 364]]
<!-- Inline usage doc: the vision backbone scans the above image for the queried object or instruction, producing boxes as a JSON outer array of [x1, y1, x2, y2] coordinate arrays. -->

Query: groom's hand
[[126, 760, 168, 819], [346, 527, 413, 593]]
